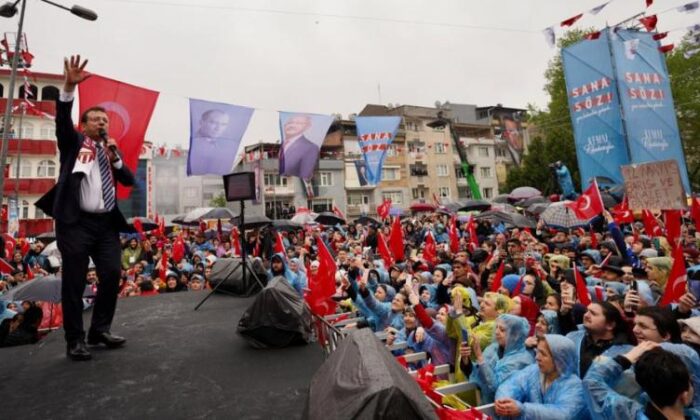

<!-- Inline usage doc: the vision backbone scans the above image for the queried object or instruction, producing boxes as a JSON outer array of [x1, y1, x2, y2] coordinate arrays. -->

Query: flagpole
[[13, 102, 25, 202]]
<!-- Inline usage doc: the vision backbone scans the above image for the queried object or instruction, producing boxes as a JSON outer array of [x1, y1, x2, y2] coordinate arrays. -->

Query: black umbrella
[[2, 274, 93, 303], [171, 215, 191, 225], [230, 214, 272, 229], [272, 219, 303, 232], [517, 195, 549, 208], [508, 213, 537, 229], [354, 216, 380, 226], [458, 199, 491, 212], [184, 207, 236, 223], [491, 194, 510, 204], [526, 202, 550, 216], [315, 212, 345, 226], [123, 217, 158, 233], [438, 202, 463, 214], [36, 231, 56, 243], [475, 210, 515, 226]]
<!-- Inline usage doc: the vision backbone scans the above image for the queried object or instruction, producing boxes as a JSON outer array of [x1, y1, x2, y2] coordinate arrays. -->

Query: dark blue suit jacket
[[279, 135, 320, 180]]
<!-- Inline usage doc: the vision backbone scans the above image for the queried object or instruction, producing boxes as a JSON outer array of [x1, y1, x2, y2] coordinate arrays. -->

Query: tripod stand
[[194, 200, 266, 311]]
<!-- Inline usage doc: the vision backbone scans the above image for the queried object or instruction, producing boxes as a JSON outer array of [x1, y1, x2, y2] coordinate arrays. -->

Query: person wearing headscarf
[[465, 314, 534, 404], [510, 295, 539, 336], [403, 285, 452, 367], [645, 257, 672, 303], [288, 258, 308, 294], [267, 253, 301, 295], [680, 317, 700, 356], [495, 334, 589, 419]]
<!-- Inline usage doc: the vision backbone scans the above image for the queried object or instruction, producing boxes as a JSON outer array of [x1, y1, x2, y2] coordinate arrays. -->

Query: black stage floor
[[0, 292, 324, 419]]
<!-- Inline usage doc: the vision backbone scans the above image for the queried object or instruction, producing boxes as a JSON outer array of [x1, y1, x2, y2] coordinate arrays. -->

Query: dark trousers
[[56, 212, 121, 344]]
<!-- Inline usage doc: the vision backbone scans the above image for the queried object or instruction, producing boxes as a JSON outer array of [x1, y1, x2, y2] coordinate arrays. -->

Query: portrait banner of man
[[187, 99, 254, 176], [278, 112, 334, 180]]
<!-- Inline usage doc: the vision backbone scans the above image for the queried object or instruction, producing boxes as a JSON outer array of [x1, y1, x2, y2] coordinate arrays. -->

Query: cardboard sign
[[621, 160, 686, 210]]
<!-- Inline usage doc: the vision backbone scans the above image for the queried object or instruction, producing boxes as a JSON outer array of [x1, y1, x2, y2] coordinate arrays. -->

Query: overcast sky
[[14, 0, 699, 151]]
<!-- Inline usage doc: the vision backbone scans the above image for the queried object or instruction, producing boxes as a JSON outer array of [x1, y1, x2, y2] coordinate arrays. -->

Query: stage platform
[[0, 291, 324, 419]]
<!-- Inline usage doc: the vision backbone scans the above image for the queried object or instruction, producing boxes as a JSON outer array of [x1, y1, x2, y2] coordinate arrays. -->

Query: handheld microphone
[[98, 128, 119, 156]]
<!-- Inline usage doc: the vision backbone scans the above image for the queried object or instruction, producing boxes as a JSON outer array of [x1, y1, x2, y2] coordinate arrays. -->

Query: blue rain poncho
[[566, 327, 631, 377], [469, 314, 534, 404], [267, 253, 301, 295], [495, 334, 590, 419]]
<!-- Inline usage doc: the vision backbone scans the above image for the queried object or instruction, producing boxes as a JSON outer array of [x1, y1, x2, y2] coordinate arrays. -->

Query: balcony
[[2, 139, 57, 155], [0, 98, 56, 117], [0, 218, 54, 237], [457, 178, 468, 186], [3, 178, 56, 195], [346, 203, 372, 216], [263, 185, 295, 196]]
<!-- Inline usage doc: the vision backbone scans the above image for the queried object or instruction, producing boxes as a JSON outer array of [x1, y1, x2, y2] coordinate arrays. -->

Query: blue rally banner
[[610, 29, 690, 193], [355, 116, 402, 185], [188, 99, 254, 176], [562, 29, 630, 189]]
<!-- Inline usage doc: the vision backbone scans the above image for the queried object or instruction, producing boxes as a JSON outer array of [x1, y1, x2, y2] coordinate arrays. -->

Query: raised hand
[[63, 55, 91, 92]]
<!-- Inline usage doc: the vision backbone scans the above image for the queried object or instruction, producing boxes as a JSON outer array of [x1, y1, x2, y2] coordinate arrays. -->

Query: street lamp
[[0, 0, 97, 222]]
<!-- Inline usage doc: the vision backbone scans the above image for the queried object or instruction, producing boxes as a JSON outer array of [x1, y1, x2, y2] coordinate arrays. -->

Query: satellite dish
[[434, 100, 442, 108]]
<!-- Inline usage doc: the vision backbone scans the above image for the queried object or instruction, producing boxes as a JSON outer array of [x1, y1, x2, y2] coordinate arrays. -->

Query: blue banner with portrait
[[188, 99, 254, 176], [355, 116, 402, 185], [609, 29, 690, 193], [278, 112, 334, 180], [562, 29, 630, 190]]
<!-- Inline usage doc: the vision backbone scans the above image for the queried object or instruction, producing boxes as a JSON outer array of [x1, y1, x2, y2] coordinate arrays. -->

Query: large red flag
[[467, 216, 479, 250], [274, 232, 286, 256], [79, 75, 159, 199], [449, 215, 460, 254], [389, 216, 405, 262], [423, 231, 437, 265], [231, 227, 241, 256], [574, 265, 592, 306], [664, 210, 682, 248], [611, 196, 634, 225], [159, 250, 169, 281], [172, 234, 185, 263], [642, 210, 663, 237], [660, 246, 688, 306], [377, 232, 394, 268], [305, 236, 337, 316], [377, 198, 391, 220], [691, 196, 700, 232], [3, 233, 16, 259], [566, 180, 604, 219], [490, 261, 505, 292], [590, 225, 599, 249]]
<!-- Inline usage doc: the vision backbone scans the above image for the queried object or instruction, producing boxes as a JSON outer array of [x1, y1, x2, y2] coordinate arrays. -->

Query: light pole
[[0, 0, 97, 222]]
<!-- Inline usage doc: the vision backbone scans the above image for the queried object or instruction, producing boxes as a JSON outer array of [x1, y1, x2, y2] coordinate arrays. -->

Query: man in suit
[[36, 55, 135, 361], [279, 114, 320, 180]]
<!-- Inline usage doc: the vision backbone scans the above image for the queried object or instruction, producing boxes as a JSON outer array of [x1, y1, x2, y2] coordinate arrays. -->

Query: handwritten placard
[[621, 160, 686, 210]]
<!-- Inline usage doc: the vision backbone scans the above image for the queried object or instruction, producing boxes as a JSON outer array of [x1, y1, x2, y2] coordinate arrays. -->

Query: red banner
[[79, 75, 159, 199]]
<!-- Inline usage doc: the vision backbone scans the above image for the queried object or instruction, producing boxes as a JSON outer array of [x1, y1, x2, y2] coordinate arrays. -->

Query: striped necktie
[[96, 143, 116, 211]]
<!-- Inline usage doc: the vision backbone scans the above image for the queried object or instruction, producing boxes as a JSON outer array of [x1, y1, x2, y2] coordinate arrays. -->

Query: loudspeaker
[[208, 257, 267, 297], [223, 172, 256, 202], [303, 329, 435, 420]]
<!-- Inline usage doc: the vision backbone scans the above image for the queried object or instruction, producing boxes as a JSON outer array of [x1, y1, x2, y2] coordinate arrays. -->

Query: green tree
[[210, 193, 226, 208]]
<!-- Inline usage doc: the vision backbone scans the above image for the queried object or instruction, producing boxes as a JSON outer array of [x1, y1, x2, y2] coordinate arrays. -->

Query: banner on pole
[[355, 116, 402, 185]]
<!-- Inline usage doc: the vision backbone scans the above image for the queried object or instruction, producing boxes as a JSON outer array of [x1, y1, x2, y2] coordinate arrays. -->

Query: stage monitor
[[223, 172, 256, 202]]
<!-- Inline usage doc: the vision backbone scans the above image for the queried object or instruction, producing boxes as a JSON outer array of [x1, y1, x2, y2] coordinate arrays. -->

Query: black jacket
[[35, 99, 134, 230]]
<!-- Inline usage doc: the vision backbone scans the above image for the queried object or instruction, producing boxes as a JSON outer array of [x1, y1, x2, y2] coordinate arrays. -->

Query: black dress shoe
[[67, 340, 92, 361], [87, 332, 126, 349]]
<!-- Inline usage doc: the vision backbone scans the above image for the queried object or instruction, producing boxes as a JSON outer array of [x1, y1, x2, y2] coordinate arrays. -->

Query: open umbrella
[[439, 202, 463, 214], [508, 187, 542, 201], [508, 213, 537, 229], [315, 212, 345, 226], [36, 231, 56, 243], [491, 194, 511, 204], [184, 207, 236, 223], [123, 217, 158, 233], [230, 214, 272, 229], [475, 210, 515, 226], [409, 202, 436, 213], [171, 215, 195, 226], [354, 216, 380, 226], [272, 219, 303, 232], [490, 203, 518, 213], [517, 195, 549, 208], [526, 202, 550, 216], [290, 212, 318, 225], [458, 199, 491, 212], [2, 274, 93, 303], [540, 201, 597, 229]]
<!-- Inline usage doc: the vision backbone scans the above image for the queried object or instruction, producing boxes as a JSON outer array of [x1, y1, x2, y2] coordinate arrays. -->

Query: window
[[410, 165, 428, 176], [483, 188, 494, 199], [479, 167, 492, 178], [434, 143, 446, 154], [184, 187, 198, 199], [41, 85, 60, 102], [386, 144, 398, 157], [202, 192, 214, 200], [317, 172, 333, 187], [40, 124, 54, 139], [37, 160, 56, 177], [382, 191, 403, 205], [438, 187, 451, 200], [412, 188, 426, 200], [496, 147, 507, 158], [35, 207, 45, 219], [478, 146, 489, 157], [264, 173, 288, 187], [20, 161, 31, 178], [21, 122, 33, 138], [312, 199, 332, 213], [21, 200, 29, 219], [382, 167, 400, 181], [347, 194, 369, 206], [436, 164, 448, 177]]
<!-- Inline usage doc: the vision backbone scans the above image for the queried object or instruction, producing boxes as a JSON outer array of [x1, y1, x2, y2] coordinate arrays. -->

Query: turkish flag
[[490, 261, 505, 292], [305, 236, 337, 316], [467, 216, 479, 250], [611, 196, 634, 225], [561, 13, 584, 27], [658, 44, 674, 54], [653, 32, 668, 40], [574, 265, 592, 306], [590, 225, 599, 248], [377, 199, 391, 220], [377, 232, 394, 268], [0, 257, 14, 274], [389, 216, 405, 262], [660, 245, 687, 306], [566, 180, 604, 219], [79, 75, 159, 199], [639, 15, 658, 31], [3, 233, 16, 259], [449, 215, 460, 254], [423, 231, 437, 265], [159, 250, 169, 281], [274, 232, 286, 256], [172, 234, 185, 263], [642, 210, 663, 237], [664, 210, 682, 248], [691, 196, 700, 232], [231, 227, 241, 256]]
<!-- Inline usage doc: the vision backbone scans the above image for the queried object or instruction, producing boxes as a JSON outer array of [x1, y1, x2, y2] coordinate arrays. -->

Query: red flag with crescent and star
[[660, 245, 687, 306], [79, 75, 159, 199], [566, 180, 604, 220]]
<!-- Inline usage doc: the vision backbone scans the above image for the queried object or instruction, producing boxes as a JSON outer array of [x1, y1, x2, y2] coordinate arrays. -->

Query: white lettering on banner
[[624, 72, 663, 84], [641, 129, 669, 151], [584, 133, 615, 155], [575, 105, 612, 124], [570, 77, 611, 97]]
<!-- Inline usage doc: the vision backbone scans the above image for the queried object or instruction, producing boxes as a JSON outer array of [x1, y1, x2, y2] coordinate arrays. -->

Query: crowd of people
[[2, 199, 700, 419]]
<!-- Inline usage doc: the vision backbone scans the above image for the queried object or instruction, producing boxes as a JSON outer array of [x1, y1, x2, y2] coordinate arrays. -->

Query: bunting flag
[[543, 26, 556, 48], [377, 198, 392, 220], [377, 232, 394, 268], [660, 245, 688, 306], [646, 0, 653, 7], [565, 180, 604, 219], [586, 31, 602, 40], [664, 210, 682, 248], [678, 1, 700, 12], [611, 196, 634, 225], [659, 44, 675, 53], [642, 210, 663, 237], [355, 116, 402, 185], [639, 15, 658, 31], [305, 236, 337, 316], [423, 231, 437, 265], [279, 112, 334, 180], [561, 13, 584, 27], [231, 227, 241, 256], [389, 216, 405, 262], [490, 262, 505, 292], [78, 75, 159, 199], [652, 32, 668, 40], [589, 1, 611, 15], [574, 265, 592, 306], [692, 196, 700, 232], [449, 215, 460, 254]]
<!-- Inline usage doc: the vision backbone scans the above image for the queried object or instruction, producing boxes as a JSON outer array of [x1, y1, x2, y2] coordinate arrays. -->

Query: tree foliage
[[209, 193, 227, 208], [508, 29, 700, 194]]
